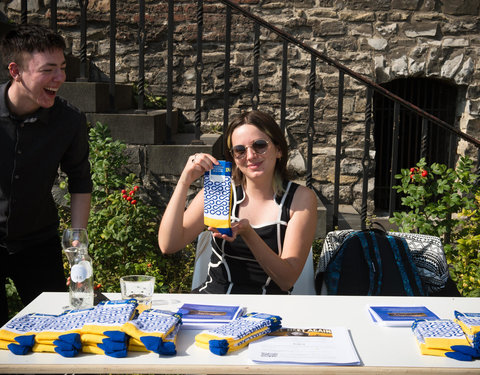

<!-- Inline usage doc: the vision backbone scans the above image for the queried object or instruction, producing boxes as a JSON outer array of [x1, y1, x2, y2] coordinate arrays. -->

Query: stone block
[[86, 109, 179, 145], [146, 134, 223, 176], [59, 82, 134, 113]]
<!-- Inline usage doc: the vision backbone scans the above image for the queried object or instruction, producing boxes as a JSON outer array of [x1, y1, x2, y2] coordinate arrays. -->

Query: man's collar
[[0, 80, 51, 124], [0, 81, 11, 118]]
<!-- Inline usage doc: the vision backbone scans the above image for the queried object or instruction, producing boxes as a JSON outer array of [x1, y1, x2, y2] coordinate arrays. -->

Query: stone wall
[[2, 0, 479, 213]]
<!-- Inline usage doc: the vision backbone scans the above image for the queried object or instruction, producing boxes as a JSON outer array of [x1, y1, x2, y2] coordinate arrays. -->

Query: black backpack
[[321, 229, 425, 296]]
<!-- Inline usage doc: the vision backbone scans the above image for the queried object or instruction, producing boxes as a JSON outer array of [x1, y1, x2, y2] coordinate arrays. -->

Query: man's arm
[[70, 193, 91, 228]]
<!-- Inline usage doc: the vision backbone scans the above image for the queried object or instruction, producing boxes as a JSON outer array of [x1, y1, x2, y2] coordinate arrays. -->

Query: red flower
[[410, 167, 415, 173], [131, 200, 137, 205], [129, 190, 135, 196], [421, 170, 428, 177], [122, 194, 128, 199], [134, 186, 139, 191], [126, 196, 132, 201], [121, 189, 126, 194]]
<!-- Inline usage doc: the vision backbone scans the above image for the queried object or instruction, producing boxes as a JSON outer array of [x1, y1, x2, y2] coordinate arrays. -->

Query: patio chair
[[191, 231, 316, 295], [315, 229, 460, 296]]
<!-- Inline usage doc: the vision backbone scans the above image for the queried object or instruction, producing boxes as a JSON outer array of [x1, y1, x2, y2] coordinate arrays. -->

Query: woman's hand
[[180, 153, 219, 186], [208, 219, 253, 242]]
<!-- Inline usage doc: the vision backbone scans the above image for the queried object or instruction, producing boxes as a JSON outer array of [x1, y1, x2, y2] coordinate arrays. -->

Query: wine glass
[[62, 228, 88, 266]]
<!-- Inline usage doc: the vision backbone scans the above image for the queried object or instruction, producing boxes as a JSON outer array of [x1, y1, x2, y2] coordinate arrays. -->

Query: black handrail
[[15, 0, 480, 230], [217, 0, 480, 149]]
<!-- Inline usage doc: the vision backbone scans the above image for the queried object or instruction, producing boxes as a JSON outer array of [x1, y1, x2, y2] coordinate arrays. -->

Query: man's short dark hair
[[0, 24, 66, 69]]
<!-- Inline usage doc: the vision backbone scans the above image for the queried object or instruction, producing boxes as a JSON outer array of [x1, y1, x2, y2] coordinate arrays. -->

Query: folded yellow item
[[32, 342, 57, 354], [0, 313, 56, 343], [195, 312, 282, 355], [121, 309, 181, 342], [454, 311, 480, 337], [81, 299, 137, 335], [35, 308, 92, 345], [412, 319, 470, 356], [80, 333, 108, 345], [122, 309, 182, 355], [82, 344, 104, 355]]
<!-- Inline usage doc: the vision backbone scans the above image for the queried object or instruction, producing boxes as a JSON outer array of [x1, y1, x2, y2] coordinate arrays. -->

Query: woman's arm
[[212, 185, 318, 291], [158, 153, 218, 254]]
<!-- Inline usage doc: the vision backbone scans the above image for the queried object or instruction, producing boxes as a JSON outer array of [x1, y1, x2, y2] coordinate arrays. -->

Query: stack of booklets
[[177, 303, 246, 329], [367, 305, 439, 327]]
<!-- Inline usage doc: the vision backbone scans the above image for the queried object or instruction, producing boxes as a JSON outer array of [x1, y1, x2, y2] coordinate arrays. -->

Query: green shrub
[[454, 194, 480, 296], [6, 278, 23, 320], [390, 156, 480, 295]]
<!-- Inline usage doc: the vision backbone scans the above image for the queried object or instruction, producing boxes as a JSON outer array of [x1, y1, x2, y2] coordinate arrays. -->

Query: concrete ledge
[[147, 134, 223, 175], [59, 82, 133, 113], [86, 109, 179, 145]]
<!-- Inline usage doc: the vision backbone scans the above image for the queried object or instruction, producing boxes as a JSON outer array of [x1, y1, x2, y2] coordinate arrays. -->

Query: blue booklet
[[177, 303, 246, 329], [368, 305, 439, 327]]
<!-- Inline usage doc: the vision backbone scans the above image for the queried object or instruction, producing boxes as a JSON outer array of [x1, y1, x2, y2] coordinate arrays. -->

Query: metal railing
[[18, 0, 480, 229]]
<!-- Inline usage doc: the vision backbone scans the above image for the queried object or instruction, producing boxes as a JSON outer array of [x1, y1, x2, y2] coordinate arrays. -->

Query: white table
[[0, 292, 479, 374]]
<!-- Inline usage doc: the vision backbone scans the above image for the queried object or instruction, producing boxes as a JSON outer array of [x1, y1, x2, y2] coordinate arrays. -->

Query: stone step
[[86, 109, 180, 145], [59, 81, 134, 113]]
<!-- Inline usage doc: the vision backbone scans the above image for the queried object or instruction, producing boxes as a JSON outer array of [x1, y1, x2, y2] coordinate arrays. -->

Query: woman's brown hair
[[224, 110, 288, 194]]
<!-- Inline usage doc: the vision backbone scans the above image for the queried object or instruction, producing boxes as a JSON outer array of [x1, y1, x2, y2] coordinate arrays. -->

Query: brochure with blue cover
[[177, 303, 246, 329], [368, 305, 439, 327]]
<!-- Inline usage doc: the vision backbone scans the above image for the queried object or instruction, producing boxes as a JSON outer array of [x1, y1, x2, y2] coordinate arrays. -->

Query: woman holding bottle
[[159, 110, 317, 294]]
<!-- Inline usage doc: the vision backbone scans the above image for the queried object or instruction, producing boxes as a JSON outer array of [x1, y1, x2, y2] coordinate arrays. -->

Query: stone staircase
[[58, 82, 180, 146]]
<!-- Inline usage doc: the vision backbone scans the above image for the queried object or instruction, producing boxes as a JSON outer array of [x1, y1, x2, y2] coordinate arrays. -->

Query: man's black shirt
[[0, 81, 93, 253]]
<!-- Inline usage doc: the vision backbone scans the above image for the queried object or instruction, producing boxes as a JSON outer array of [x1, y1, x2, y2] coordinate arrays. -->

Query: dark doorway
[[373, 78, 458, 212]]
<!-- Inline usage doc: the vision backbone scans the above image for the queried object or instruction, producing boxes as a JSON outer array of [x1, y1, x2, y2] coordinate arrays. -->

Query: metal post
[[251, 23, 260, 110], [166, 0, 174, 143], [223, 6, 231, 142], [420, 117, 428, 161], [389, 102, 401, 217], [361, 88, 373, 230], [194, 0, 204, 141], [21, 0, 27, 24], [306, 55, 316, 190], [77, 0, 89, 82], [280, 40, 288, 133], [50, 0, 58, 32], [333, 71, 344, 229], [136, 0, 146, 113], [109, 0, 117, 112]]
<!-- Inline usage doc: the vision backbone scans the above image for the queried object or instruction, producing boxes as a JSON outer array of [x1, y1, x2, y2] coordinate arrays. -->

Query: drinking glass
[[120, 275, 155, 308], [62, 228, 88, 265]]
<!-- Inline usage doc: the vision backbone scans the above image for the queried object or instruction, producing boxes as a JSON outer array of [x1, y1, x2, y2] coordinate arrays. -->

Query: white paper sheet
[[248, 326, 361, 365]]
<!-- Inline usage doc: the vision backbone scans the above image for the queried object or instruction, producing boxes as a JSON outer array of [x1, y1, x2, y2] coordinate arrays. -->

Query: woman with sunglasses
[[159, 110, 317, 294]]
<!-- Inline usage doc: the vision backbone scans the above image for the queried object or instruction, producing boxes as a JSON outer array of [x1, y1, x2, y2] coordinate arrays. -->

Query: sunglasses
[[230, 139, 270, 159]]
